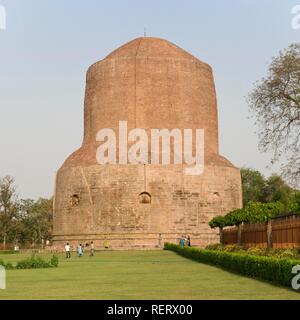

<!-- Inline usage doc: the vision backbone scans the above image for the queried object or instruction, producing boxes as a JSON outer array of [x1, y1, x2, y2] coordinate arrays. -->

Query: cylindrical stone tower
[[53, 37, 242, 249]]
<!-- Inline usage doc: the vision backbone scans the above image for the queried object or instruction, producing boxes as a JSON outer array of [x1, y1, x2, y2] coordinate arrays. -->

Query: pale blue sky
[[0, 0, 299, 199]]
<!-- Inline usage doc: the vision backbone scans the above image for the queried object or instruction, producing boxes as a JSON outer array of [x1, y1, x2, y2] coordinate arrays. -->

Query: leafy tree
[[248, 44, 300, 187], [209, 216, 227, 244], [0, 176, 20, 249], [19, 198, 53, 246], [262, 174, 293, 209], [289, 192, 300, 213], [240, 168, 265, 206], [213, 202, 285, 227], [243, 201, 284, 223]]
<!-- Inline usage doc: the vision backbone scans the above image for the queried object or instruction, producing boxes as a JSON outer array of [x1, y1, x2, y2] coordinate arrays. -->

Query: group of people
[[179, 235, 191, 247], [64, 241, 94, 258]]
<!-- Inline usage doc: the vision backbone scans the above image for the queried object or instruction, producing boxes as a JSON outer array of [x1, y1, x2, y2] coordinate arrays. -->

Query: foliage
[[0, 176, 20, 248], [17, 198, 53, 245], [209, 201, 284, 229], [0, 254, 59, 269], [0, 250, 19, 254], [164, 243, 299, 288], [289, 192, 300, 214], [205, 244, 300, 259], [262, 174, 293, 209], [208, 216, 226, 229], [205, 243, 224, 251], [248, 43, 300, 186], [50, 255, 59, 268], [0, 175, 53, 247], [241, 168, 265, 205], [243, 201, 284, 223], [222, 244, 244, 253], [241, 168, 295, 208]]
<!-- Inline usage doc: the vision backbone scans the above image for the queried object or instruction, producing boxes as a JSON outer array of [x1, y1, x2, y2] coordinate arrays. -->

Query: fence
[[223, 214, 300, 248]]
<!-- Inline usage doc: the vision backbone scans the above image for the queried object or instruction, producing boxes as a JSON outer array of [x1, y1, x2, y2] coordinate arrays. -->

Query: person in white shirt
[[65, 242, 71, 259]]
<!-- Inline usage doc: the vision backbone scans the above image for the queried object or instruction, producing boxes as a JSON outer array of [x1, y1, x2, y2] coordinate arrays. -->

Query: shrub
[[50, 255, 59, 268], [208, 216, 227, 229], [0, 250, 19, 254], [205, 244, 300, 259], [246, 246, 267, 256], [289, 192, 300, 214], [0, 254, 59, 270], [222, 244, 244, 253], [4, 262, 14, 270], [164, 242, 299, 288], [16, 255, 50, 269], [205, 243, 224, 251]]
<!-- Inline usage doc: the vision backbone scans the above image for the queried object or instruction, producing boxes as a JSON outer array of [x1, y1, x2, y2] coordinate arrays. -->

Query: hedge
[[0, 250, 19, 255], [0, 254, 59, 270], [164, 243, 299, 288]]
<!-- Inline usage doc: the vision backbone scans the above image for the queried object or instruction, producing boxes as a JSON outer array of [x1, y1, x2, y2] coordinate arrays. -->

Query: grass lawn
[[0, 250, 299, 300]]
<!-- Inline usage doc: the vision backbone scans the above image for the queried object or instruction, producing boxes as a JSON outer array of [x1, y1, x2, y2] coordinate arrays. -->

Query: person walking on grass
[[187, 236, 191, 247], [65, 242, 71, 259], [90, 241, 94, 256], [77, 243, 83, 257], [179, 236, 185, 247]]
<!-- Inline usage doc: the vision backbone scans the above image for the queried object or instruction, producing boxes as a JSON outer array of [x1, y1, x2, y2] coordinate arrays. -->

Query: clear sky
[[0, 0, 299, 199]]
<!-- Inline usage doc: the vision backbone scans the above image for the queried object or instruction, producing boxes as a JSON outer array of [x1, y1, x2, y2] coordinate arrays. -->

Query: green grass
[[0, 250, 299, 300]]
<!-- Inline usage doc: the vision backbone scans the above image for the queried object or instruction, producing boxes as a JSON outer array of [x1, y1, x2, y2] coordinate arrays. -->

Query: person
[[65, 242, 71, 259], [158, 233, 162, 248], [187, 236, 191, 247], [90, 241, 94, 256], [179, 236, 185, 247], [103, 239, 110, 249], [77, 244, 83, 257], [14, 244, 19, 252]]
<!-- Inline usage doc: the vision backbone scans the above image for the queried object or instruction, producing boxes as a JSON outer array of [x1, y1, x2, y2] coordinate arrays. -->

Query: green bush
[[205, 243, 224, 251], [0, 250, 19, 254], [289, 192, 300, 214], [222, 244, 244, 253], [209, 201, 285, 229], [50, 255, 59, 268], [246, 246, 267, 256], [16, 254, 59, 269], [0, 254, 59, 270], [205, 244, 300, 259], [164, 243, 299, 288]]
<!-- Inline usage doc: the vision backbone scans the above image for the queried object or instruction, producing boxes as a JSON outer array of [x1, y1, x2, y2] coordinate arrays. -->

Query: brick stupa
[[53, 37, 242, 248]]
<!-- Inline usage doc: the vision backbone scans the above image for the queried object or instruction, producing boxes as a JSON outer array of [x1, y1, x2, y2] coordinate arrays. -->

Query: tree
[[19, 198, 53, 246], [289, 192, 300, 213], [262, 174, 293, 209], [0, 176, 19, 249], [209, 201, 284, 248], [240, 168, 265, 206], [209, 216, 227, 244], [248, 44, 300, 187]]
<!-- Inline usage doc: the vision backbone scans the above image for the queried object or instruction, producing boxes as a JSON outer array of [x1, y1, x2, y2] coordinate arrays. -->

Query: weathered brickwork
[[53, 37, 242, 249]]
